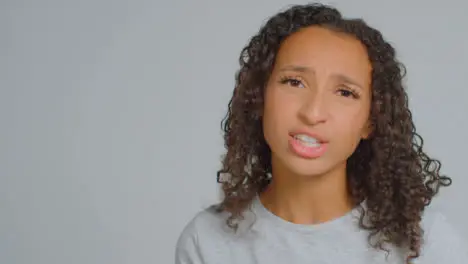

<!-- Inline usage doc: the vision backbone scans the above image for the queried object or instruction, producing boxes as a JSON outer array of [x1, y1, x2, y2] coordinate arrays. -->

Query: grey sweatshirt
[[175, 196, 467, 264]]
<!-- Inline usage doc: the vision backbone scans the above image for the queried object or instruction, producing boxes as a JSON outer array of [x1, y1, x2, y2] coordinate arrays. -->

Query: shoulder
[[180, 204, 230, 235], [175, 204, 232, 263], [420, 207, 463, 244], [415, 206, 468, 263], [176, 204, 228, 245]]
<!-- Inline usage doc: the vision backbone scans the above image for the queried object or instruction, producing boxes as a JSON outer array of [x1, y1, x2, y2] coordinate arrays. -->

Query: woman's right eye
[[279, 77, 304, 88]]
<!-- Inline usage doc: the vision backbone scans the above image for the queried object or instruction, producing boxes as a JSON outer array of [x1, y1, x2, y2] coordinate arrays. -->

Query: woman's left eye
[[288, 79, 303, 87], [337, 88, 359, 99]]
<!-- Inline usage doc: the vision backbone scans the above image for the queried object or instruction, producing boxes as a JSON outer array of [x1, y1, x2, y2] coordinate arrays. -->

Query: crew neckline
[[251, 194, 363, 234]]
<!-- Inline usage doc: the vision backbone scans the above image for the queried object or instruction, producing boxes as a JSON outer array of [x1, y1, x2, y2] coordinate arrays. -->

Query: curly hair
[[215, 3, 452, 263]]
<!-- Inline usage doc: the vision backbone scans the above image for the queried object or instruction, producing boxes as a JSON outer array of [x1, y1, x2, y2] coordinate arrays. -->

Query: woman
[[175, 3, 466, 264]]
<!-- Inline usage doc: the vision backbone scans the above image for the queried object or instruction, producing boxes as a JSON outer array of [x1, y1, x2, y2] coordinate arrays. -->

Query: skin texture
[[215, 4, 452, 263], [260, 26, 373, 225]]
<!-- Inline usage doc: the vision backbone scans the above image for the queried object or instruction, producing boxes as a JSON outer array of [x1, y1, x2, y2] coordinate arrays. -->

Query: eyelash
[[278, 76, 360, 99], [337, 87, 360, 99], [279, 76, 304, 88]]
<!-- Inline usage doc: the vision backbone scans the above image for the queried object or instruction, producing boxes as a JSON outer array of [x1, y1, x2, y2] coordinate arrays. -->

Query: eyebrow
[[279, 65, 311, 73], [278, 65, 365, 90]]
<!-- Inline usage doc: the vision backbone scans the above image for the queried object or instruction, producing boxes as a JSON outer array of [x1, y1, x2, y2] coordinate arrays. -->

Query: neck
[[259, 161, 353, 225]]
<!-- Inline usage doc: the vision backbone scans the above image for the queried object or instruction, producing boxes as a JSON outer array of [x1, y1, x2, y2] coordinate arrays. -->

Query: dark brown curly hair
[[215, 3, 452, 263]]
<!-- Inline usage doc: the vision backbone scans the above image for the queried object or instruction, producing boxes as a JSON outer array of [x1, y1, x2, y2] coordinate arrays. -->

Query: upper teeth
[[294, 134, 319, 144]]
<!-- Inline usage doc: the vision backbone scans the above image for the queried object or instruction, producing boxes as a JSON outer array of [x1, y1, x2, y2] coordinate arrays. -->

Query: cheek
[[262, 88, 298, 140], [262, 89, 277, 144], [264, 89, 298, 124], [335, 110, 370, 145], [331, 120, 365, 160]]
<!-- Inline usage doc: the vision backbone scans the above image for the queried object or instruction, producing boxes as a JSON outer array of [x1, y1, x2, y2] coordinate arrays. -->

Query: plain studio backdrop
[[1, 0, 467, 263]]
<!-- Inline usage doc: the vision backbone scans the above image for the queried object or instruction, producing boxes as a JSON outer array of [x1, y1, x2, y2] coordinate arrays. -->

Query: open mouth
[[291, 134, 323, 147], [288, 132, 328, 159]]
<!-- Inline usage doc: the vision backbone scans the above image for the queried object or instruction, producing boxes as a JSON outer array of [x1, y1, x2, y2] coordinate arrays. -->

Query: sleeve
[[414, 212, 468, 264], [174, 219, 204, 264]]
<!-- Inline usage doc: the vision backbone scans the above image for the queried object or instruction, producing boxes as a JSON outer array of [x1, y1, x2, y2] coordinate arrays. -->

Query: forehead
[[274, 26, 372, 84]]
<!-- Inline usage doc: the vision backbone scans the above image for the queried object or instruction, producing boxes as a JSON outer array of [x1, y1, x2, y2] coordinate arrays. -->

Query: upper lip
[[289, 130, 328, 143]]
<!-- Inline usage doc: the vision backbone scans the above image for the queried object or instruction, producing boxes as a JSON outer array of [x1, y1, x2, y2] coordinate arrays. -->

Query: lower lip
[[288, 136, 328, 159]]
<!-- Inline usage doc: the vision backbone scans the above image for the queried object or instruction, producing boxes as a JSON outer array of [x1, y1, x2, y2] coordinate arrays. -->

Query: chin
[[284, 157, 334, 178]]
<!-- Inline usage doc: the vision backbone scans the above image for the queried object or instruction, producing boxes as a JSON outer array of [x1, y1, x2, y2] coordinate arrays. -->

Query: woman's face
[[263, 26, 372, 178]]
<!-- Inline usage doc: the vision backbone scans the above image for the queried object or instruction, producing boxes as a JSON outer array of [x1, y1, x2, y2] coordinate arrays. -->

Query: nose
[[297, 91, 329, 126]]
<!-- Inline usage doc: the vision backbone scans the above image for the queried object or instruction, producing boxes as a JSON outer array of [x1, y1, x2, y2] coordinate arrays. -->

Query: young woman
[[175, 3, 467, 264]]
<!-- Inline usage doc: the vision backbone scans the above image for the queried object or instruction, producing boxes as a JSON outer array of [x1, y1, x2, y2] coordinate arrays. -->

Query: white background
[[2, 0, 467, 263]]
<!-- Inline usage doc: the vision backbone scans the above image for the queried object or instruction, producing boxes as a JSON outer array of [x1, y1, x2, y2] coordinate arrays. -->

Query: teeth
[[294, 134, 321, 146]]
